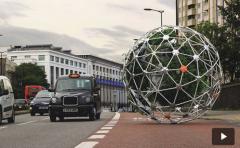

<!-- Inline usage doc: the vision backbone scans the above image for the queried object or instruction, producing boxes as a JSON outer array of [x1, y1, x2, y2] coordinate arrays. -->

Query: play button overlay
[[212, 128, 235, 145]]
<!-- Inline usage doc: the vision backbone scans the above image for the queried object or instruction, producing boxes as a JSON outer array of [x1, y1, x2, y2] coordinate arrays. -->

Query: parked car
[[14, 99, 28, 111], [49, 74, 101, 122], [0, 76, 15, 124], [30, 90, 53, 116]]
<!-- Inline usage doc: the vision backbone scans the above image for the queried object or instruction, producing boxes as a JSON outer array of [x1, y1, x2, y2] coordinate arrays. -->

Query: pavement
[[95, 112, 240, 148], [0, 112, 114, 148], [202, 110, 240, 123]]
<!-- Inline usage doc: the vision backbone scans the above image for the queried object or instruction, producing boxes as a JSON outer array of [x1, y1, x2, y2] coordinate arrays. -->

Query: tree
[[218, 0, 240, 82], [196, 22, 229, 83], [12, 63, 49, 99]]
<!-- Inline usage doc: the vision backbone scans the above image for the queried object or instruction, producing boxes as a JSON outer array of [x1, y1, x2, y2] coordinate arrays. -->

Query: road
[[0, 112, 114, 148]]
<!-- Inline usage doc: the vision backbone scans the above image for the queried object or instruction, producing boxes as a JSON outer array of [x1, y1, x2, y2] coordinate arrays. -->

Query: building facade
[[7, 44, 91, 87], [178, 0, 224, 28], [7, 45, 128, 109], [78, 55, 127, 110]]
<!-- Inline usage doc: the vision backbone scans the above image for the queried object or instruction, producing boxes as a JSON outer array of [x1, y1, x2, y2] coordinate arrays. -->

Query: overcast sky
[[0, 0, 176, 62]]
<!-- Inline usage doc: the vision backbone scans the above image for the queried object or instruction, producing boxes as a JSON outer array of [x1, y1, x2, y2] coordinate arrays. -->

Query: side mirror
[[48, 88, 54, 92], [94, 86, 100, 91]]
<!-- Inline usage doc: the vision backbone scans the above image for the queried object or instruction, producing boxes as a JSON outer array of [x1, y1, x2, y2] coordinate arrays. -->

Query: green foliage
[[11, 63, 49, 99]]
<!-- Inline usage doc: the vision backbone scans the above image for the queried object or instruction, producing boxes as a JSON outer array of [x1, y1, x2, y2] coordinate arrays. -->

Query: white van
[[0, 76, 15, 124]]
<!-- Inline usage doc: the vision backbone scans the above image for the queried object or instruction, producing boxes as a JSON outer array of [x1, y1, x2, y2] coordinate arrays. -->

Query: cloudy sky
[[0, 0, 176, 62]]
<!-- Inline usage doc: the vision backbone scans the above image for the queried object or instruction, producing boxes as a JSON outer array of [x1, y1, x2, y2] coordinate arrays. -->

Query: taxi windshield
[[55, 78, 92, 92]]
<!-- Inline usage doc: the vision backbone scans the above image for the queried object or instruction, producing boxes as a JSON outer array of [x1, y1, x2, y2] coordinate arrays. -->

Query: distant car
[[30, 90, 53, 116], [14, 99, 28, 111]]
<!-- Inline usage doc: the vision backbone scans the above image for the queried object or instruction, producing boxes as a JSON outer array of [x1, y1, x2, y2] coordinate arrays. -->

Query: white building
[[7, 44, 92, 87], [7, 44, 128, 109]]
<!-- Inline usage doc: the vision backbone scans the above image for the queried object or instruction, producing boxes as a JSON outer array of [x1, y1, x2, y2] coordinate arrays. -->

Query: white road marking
[[101, 127, 113, 130], [0, 126, 7, 130], [96, 130, 109, 134], [104, 124, 115, 127], [41, 117, 49, 120], [88, 134, 105, 139], [16, 120, 37, 126], [113, 112, 120, 120], [108, 121, 118, 124], [74, 141, 99, 148]]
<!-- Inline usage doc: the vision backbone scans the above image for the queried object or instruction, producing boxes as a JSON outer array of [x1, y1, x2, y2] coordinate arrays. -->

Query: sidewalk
[[95, 112, 240, 148], [202, 110, 240, 123]]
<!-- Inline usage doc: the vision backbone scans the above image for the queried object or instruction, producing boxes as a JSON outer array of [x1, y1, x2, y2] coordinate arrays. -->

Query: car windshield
[[35, 91, 52, 98], [56, 78, 92, 92]]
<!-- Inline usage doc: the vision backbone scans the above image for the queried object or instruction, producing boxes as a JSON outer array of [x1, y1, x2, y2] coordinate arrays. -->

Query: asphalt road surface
[[0, 112, 114, 148]]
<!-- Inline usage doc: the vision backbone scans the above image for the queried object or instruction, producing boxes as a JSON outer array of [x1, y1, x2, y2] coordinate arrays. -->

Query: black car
[[14, 99, 28, 111], [30, 90, 53, 116], [49, 74, 101, 122]]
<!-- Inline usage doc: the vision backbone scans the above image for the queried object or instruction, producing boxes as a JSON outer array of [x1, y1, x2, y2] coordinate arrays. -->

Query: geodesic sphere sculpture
[[123, 26, 222, 124]]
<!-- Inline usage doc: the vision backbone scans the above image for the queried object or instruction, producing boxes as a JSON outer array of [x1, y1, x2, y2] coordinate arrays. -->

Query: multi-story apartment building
[[7, 44, 127, 109], [178, 0, 225, 27]]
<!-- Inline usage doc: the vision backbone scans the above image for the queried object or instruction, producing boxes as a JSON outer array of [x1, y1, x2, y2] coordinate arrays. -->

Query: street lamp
[[144, 8, 164, 26]]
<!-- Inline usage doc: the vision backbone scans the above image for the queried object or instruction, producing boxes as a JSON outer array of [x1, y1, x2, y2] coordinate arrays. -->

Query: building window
[[55, 57, 59, 62], [70, 60, 73, 66], [56, 67, 59, 79], [50, 55, 54, 61], [25, 55, 31, 59], [38, 55, 45, 61], [11, 56, 17, 60], [103, 67, 105, 72], [61, 58, 64, 63], [79, 62, 82, 68], [110, 69, 112, 74], [106, 68, 108, 73], [65, 69, 69, 75], [61, 68, 64, 75], [83, 63, 86, 68], [75, 71, 77, 74], [65, 59, 69, 65], [79, 72, 82, 74], [50, 66, 54, 87], [93, 65, 95, 70], [96, 66, 99, 71], [100, 67, 102, 72], [70, 70, 73, 74], [113, 70, 115, 75], [74, 61, 77, 67]]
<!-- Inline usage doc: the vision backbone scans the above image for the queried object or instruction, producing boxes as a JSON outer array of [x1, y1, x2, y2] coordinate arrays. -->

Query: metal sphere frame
[[123, 26, 222, 124]]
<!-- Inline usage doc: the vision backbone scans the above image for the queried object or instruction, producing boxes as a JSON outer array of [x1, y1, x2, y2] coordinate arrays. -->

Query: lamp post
[[144, 8, 164, 26]]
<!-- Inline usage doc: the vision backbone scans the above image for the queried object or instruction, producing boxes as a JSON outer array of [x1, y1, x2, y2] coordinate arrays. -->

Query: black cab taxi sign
[[69, 74, 80, 78]]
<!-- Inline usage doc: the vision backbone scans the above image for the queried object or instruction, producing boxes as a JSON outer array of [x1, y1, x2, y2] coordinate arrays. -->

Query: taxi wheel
[[50, 115, 56, 122], [96, 113, 101, 120], [89, 107, 96, 121]]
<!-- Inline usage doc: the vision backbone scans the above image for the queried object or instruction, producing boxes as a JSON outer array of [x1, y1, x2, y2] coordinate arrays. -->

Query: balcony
[[188, 8, 196, 16], [187, 0, 196, 5]]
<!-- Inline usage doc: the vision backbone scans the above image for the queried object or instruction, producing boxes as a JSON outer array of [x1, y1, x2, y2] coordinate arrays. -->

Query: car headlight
[[51, 97, 57, 103], [30, 101, 34, 104], [85, 97, 91, 103]]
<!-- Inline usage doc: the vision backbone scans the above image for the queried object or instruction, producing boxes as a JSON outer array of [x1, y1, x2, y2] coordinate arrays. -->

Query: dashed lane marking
[[96, 130, 109, 134], [88, 135, 105, 139], [74, 141, 99, 148], [74, 112, 120, 148], [16, 120, 37, 126], [101, 127, 113, 130]]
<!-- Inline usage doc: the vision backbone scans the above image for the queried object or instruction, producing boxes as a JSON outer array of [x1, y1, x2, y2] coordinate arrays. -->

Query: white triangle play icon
[[221, 133, 227, 140]]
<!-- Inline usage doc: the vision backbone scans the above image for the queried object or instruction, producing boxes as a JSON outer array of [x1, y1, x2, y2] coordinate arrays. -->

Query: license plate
[[39, 106, 48, 109], [63, 108, 78, 112]]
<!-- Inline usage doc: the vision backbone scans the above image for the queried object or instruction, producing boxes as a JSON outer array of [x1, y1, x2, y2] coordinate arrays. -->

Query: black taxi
[[48, 74, 101, 122]]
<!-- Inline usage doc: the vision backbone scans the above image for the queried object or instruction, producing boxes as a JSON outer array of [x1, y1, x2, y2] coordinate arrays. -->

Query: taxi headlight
[[85, 97, 91, 103], [30, 101, 34, 105], [51, 97, 57, 103]]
